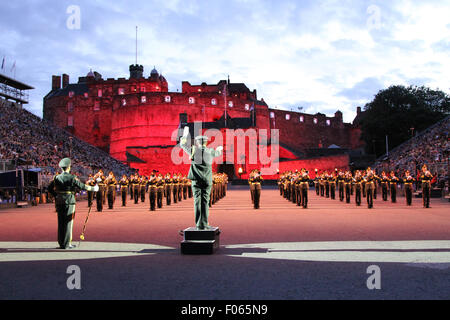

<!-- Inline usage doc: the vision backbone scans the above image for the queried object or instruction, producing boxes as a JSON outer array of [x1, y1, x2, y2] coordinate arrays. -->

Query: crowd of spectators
[[0, 99, 134, 183], [373, 116, 449, 188]]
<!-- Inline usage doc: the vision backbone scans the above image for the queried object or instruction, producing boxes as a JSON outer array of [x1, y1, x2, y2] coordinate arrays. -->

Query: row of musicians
[[279, 166, 434, 208]]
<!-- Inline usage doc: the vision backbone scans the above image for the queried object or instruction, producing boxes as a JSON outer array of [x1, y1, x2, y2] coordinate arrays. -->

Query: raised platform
[[180, 227, 220, 254]]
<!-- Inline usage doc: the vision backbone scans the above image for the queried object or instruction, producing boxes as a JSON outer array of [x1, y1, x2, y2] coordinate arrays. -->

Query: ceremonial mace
[[79, 200, 93, 247]]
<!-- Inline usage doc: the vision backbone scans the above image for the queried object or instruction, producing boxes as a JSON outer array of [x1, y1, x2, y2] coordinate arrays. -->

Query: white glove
[[182, 126, 189, 138], [216, 146, 223, 152], [96, 177, 102, 182], [93, 185, 99, 192]]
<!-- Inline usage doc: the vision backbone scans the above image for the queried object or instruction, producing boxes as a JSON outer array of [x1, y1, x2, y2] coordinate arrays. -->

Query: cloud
[[0, 0, 449, 124]]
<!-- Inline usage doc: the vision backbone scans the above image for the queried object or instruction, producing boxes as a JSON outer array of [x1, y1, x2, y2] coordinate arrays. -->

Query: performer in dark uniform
[[148, 171, 157, 211], [325, 171, 330, 198], [140, 176, 147, 203], [380, 172, 389, 201], [329, 171, 337, 200], [118, 174, 129, 206], [156, 174, 165, 208], [389, 171, 400, 203], [365, 168, 375, 209], [180, 128, 223, 229], [249, 170, 256, 204], [353, 170, 363, 206], [299, 169, 309, 208], [337, 171, 345, 202], [249, 170, 263, 209], [177, 173, 183, 202], [403, 170, 414, 206], [132, 174, 140, 204], [344, 171, 352, 204], [313, 169, 320, 196], [48, 158, 98, 249], [95, 170, 106, 212], [319, 173, 325, 197], [86, 174, 96, 208], [294, 172, 302, 206], [420, 165, 433, 208], [129, 174, 135, 201], [164, 173, 173, 205], [172, 173, 179, 204], [106, 171, 117, 210]]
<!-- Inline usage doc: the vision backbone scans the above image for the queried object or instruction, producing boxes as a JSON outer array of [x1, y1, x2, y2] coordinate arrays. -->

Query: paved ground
[[0, 187, 449, 300]]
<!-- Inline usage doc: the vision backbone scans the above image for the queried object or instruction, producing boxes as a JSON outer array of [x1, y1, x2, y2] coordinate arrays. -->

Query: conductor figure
[[180, 127, 223, 230], [48, 158, 98, 249]]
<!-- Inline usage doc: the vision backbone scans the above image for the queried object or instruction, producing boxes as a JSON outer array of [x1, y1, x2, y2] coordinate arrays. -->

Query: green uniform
[[48, 172, 89, 249], [181, 137, 222, 230]]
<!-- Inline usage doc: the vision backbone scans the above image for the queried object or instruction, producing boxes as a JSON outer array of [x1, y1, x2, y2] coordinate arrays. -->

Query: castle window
[[122, 98, 127, 106], [94, 101, 100, 111], [313, 118, 318, 124], [68, 91, 74, 98], [326, 119, 331, 126], [84, 92, 89, 99], [228, 101, 233, 108], [67, 102, 74, 113], [189, 97, 195, 104], [245, 104, 250, 110], [211, 99, 217, 105], [299, 116, 304, 122], [67, 116, 74, 127], [141, 86, 146, 93], [141, 96, 147, 104], [270, 112, 275, 119], [98, 89, 102, 97], [118, 88, 125, 95], [285, 114, 290, 120], [165, 95, 171, 103]]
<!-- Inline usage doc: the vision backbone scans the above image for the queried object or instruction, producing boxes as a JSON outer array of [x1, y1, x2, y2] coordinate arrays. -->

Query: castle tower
[[129, 64, 144, 79]]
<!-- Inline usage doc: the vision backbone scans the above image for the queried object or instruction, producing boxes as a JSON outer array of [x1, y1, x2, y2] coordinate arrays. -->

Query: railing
[[0, 83, 29, 103]]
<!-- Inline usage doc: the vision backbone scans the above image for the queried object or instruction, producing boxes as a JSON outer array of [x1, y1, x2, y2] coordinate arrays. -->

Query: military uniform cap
[[59, 158, 71, 168]]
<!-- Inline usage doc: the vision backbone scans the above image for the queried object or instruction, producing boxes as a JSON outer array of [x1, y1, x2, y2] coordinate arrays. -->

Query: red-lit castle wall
[[43, 67, 364, 177]]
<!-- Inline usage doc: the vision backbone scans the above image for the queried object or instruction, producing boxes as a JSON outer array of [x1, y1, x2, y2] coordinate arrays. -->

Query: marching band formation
[[277, 165, 435, 209], [84, 170, 228, 212]]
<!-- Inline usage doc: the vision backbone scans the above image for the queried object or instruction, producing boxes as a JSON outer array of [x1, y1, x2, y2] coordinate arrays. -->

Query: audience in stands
[[0, 99, 133, 179], [373, 116, 449, 187]]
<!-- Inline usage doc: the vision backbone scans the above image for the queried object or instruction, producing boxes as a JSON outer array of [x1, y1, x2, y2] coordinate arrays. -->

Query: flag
[[1, 57, 4, 70]]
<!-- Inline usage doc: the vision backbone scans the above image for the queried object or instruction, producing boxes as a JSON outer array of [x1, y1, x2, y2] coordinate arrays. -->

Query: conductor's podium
[[180, 227, 220, 254]]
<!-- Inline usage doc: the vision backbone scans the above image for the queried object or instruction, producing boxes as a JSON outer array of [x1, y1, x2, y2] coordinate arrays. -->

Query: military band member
[[118, 174, 129, 206], [420, 165, 433, 208], [403, 170, 414, 206], [299, 169, 309, 208], [365, 168, 375, 209], [353, 171, 363, 206], [140, 176, 147, 203], [105, 172, 117, 210], [182, 175, 189, 200], [337, 171, 345, 202], [156, 174, 165, 208], [294, 172, 302, 206], [48, 158, 98, 249], [164, 173, 173, 205], [325, 171, 330, 198], [129, 174, 135, 201], [314, 169, 320, 195], [172, 173, 179, 204], [344, 171, 352, 203], [177, 173, 183, 202], [249, 170, 263, 209], [148, 171, 157, 211], [132, 174, 140, 204], [291, 171, 297, 203], [95, 170, 106, 212], [389, 171, 400, 203], [86, 174, 96, 208], [319, 173, 325, 197], [180, 130, 223, 230], [380, 172, 389, 201], [329, 171, 337, 200]]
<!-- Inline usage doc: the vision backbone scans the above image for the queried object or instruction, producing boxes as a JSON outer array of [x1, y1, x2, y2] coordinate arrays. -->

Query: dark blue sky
[[1, 0, 449, 122]]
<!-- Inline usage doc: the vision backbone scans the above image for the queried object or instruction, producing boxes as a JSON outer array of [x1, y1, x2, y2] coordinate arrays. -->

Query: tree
[[360, 85, 450, 157]]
